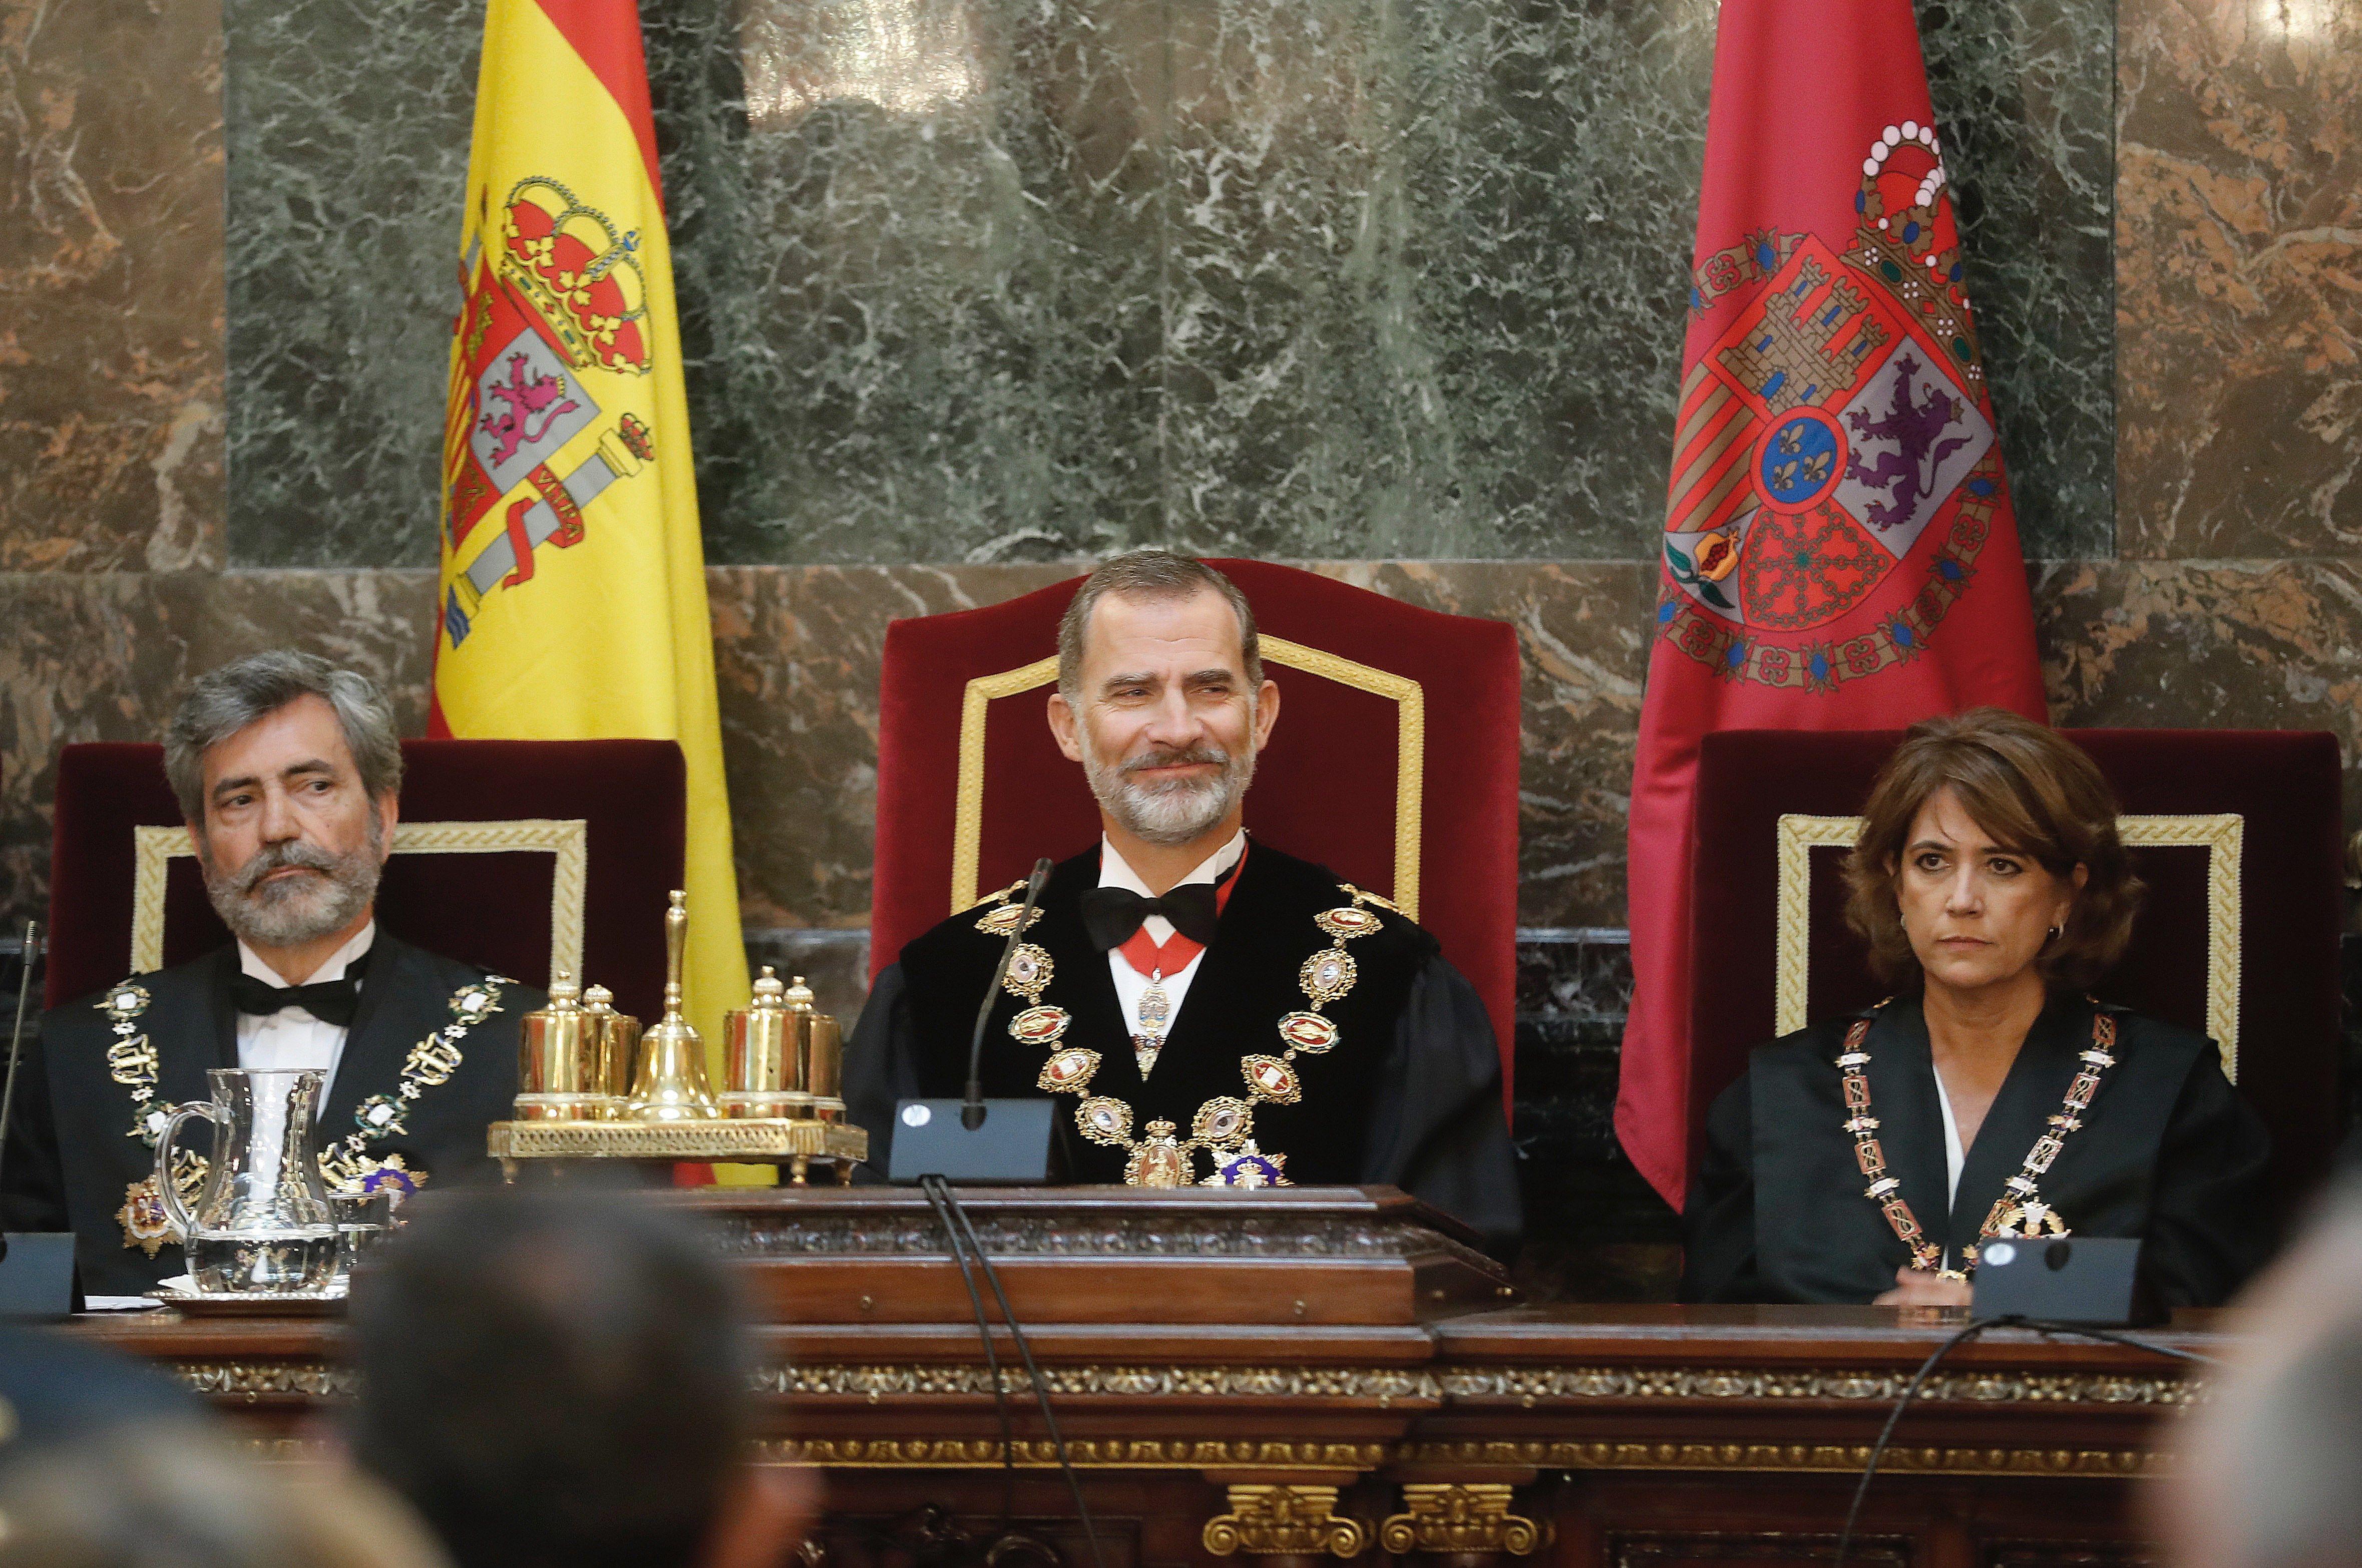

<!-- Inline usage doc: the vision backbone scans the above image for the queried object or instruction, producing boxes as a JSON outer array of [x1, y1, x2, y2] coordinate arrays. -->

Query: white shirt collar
[[237, 919, 376, 989], [1098, 830, 1247, 897]]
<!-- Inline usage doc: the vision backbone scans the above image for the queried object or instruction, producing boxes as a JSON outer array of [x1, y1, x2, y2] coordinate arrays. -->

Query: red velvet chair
[[44, 740, 687, 1024], [1687, 728, 2344, 1217], [871, 562, 1522, 1107]]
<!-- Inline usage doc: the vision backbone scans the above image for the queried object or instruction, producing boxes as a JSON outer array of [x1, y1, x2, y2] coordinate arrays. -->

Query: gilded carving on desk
[[1203, 1484, 1372, 1559], [1379, 1484, 1548, 1558]]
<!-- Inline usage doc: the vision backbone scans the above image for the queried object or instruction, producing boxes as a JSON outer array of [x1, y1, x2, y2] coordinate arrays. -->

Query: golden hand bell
[[623, 890, 719, 1121]]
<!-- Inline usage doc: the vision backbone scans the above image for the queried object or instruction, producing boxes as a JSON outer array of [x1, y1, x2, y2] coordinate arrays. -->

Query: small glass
[[329, 1190, 394, 1287]]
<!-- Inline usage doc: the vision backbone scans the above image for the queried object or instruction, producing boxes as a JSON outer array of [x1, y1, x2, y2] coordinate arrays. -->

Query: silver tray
[[154, 1283, 346, 1317]]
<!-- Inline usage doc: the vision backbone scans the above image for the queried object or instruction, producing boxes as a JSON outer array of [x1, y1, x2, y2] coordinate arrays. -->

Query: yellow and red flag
[[430, 0, 749, 1121]]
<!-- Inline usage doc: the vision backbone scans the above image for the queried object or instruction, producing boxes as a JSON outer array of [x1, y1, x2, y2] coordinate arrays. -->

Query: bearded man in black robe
[[3, 653, 537, 1296], [845, 552, 1520, 1246]]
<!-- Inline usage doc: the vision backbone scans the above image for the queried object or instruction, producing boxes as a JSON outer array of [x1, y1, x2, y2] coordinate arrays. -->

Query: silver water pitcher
[[157, 1068, 340, 1293]]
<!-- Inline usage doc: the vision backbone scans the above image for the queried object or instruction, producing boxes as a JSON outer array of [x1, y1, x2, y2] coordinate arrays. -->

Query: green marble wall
[[220, 0, 2115, 567]]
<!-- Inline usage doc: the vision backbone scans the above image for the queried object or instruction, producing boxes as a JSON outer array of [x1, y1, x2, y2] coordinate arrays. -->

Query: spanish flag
[[430, 0, 750, 1147]]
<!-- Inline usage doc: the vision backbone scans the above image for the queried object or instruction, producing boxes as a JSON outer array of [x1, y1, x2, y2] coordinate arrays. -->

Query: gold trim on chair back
[[1774, 812, 2244, 1079], [132, 819, 590, 981], [950, 635, 1425, 919]]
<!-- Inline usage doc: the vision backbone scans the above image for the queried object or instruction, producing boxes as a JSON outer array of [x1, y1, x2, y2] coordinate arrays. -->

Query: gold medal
[[1123, 1121, 1191, 1187], [1004, 944, 1054, 1003], [1298, 946, 1358, 1005], [117, 1178, 173, 1258]]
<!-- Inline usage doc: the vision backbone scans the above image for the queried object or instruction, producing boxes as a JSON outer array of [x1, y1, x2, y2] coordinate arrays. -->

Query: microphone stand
[[0, 921, 40, 1266], [964, 860, 1052, 1130]]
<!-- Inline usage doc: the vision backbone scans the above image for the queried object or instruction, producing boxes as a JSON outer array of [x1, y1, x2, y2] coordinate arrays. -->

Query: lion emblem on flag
[[1660, 123, 2007, 691]]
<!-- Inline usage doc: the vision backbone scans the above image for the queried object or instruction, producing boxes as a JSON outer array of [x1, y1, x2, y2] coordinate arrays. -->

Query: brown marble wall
[[11, 550, 2359, 942], [0, 0, 225, 573], [0, 562, 1654, 940], [2116, 0, 2361, 558]]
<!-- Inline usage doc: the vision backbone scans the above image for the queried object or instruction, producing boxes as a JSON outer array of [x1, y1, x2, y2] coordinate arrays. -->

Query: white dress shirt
[[235, 920, 374, 1092], [1931, 1064, 1966, 1208], [1100, 831, 1246, 1042]]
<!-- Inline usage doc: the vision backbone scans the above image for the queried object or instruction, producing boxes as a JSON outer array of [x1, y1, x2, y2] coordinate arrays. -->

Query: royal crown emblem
[[1660, 122, 2005, 691], [498, 179, 652, 376]]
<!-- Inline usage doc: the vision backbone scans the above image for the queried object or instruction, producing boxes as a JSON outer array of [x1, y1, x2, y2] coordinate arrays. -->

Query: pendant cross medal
[[1134, 972, 1171, 1077]]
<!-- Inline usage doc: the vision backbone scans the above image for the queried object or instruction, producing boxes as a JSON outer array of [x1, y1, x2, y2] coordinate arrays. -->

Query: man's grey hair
[[1055, 550, 1262, 700], [163, 651, 405, 823]]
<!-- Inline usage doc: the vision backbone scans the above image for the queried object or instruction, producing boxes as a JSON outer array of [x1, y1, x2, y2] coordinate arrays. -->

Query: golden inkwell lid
[[579, 982, 639, 1103], [723, 965, 804, 1114]]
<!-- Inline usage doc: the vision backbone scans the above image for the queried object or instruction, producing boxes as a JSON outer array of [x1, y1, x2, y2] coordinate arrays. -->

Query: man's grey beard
[[1079, 713, 1257, 848], [199, 817, 384, 950]]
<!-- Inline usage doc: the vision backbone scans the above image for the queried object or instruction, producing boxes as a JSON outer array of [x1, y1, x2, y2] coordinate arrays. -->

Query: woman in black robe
[[1682, 709, 2273, 1308]]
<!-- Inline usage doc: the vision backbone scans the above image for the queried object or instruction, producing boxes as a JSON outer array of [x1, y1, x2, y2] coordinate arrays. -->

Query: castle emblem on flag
[[1660, 122, 2005, 692], [440, 178, 659, 648]]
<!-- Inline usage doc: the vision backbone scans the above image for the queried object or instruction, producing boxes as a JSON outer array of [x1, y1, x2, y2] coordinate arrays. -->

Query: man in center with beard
[[844, 552, 1520, 1245], [3, 652, 539, 1296]]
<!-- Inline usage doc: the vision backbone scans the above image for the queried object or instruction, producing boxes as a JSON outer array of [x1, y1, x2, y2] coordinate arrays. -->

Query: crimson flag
[[1616, 0, 2046, 1210]]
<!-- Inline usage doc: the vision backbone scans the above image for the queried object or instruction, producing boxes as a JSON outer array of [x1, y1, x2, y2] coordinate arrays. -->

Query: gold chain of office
[[1839, 1002, 2118, 1279], [973, 881, 1397, 1188]]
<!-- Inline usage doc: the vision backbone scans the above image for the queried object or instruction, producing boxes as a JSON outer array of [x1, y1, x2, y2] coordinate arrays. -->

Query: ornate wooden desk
[[60, 1188, 2213, 1568]]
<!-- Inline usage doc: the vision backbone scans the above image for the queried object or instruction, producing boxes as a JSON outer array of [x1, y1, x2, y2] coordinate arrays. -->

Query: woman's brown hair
[[1843, 708, 2143, 988]]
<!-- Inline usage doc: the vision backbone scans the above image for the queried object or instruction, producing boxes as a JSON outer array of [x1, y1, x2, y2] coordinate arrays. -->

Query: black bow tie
[[228, 947, 372, 1029], [1079, 862, 1240, 952]]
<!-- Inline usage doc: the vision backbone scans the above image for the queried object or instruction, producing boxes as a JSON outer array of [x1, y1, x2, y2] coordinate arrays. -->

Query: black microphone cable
[[1832, 1315, 1999, 1568], [2020, 1319, 2220, 1365], [1831, 1311, 2215, 1568], [0, 920, 42, 1267], [918, 1176, 1021, 1529], [923, 1174, 1106, 1568]]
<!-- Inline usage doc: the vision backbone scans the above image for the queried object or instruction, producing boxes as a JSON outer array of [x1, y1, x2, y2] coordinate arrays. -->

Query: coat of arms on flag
[[1616, 0, 2045, 1212], [441, 177, 657, 647], [1659, 122, 2003, 693]]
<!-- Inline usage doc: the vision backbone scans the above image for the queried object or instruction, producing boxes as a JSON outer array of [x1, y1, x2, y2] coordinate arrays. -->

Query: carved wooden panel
[[1605, 1532, 1908, 1567], [1983, 1545, 2155, 1568], [806, 1504, 1136, 1568]]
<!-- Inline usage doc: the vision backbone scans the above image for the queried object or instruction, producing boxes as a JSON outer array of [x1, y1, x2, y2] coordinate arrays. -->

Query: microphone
[[965, 859, 1052, 1129], [0, 921, 41, 1266]]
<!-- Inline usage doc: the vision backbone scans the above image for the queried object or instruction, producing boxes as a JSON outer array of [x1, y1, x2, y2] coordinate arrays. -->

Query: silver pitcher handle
[[154, 1101, 218, 1242]]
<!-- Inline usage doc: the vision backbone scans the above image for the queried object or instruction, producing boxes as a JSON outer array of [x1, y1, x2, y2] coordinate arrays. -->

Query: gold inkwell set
[[487, 891, 867, 1183]]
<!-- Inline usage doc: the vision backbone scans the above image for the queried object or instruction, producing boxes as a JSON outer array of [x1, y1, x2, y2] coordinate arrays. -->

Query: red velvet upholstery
[[45, 740, 687, 1023], [1689, 728, 2344, 1214], [872, 562, 1522, 1104]]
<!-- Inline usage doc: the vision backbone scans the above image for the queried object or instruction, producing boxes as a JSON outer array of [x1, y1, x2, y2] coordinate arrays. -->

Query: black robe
[[845, 839, 1521, 1248], [1682, 992, 2274, 1307], [3, 934, 538, 1296]]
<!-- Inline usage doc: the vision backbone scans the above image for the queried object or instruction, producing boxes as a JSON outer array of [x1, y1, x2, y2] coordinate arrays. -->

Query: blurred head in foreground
[[0, 1429, 447, 1568], [2167, 1188, 2362, 1568], [347, 1188, 806, 1568]]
